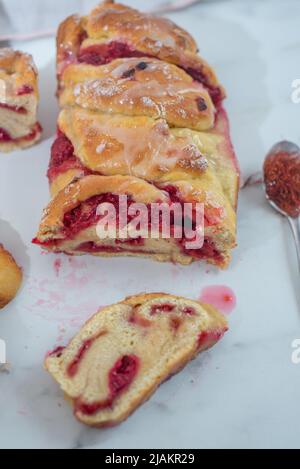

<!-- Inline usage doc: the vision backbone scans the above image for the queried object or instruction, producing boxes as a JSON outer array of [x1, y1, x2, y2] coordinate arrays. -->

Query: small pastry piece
[[45, 292, 228, 427], [34, 174, 236, 268], [0, 48, 42, 152], [56, 1, 225, 105], [0, 244, 22, 308]]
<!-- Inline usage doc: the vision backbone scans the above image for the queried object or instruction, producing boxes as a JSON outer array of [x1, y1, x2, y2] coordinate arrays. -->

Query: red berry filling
[[182, 306, 195, 316], [150, 303, 175, 315], [109, 355, 139, 397], [67, 331, 108, 378], [0, 127, 12, 142], [78, 42, 146, 66], [62, 192, 138, 238], [67, 339, 95, 378], [36, 187, 224, 262], [197, 329, 227, 349], [48, 346, 65, 358], [0, 102, 27, 114], [1, 122, 42, 144], [47, 134, 92, 183], [128, 310, 152, 327], [17, 85, 34, 96], [74, 354, 139, 416]]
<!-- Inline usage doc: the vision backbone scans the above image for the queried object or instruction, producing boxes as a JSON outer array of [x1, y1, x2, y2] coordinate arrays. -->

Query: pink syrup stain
[[199, 285, 236, 315], [53, 258, 62, 277]]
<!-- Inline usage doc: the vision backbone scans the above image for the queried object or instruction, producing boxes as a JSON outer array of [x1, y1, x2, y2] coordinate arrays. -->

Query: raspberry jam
[[0, 103, 27, 114], [17, 85, 34, 96], [48, 346, 65, 358], [74, 354, 139, 416], [264, 141, 300, 218], [0, 127, 12, 142], [150, 304, 175, 315], [62, 192, 137, 238], [47, 134, 90, 182], [197, 329, 227, 349], [78, 42, 146, 66]]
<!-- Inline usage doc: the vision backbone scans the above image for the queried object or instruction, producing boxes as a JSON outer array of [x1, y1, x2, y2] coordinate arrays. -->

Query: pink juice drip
[[199, 285, 236, 315], [54, 258, 62, 277]]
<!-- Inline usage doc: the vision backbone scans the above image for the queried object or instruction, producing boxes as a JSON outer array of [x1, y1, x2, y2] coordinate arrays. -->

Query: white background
[[0, 0, 300, 449]]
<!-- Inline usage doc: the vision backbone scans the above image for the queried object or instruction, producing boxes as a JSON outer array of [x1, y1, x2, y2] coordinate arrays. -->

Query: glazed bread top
[[56, 1, 225, 104], [59, 58, 215, 131], [57, 106, 238, 208]]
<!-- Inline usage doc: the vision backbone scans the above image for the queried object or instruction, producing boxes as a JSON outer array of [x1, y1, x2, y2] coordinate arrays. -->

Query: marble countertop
[[0, 0, 300, 449]]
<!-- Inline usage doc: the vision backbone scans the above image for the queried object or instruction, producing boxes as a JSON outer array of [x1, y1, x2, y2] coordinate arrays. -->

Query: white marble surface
[[0, 0, 300, 449]]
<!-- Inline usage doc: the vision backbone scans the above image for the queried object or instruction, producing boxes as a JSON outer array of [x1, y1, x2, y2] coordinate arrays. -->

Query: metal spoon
[[264, 141, 300, 273]]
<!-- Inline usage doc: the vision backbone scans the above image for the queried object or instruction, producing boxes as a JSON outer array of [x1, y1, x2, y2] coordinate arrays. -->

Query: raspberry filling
[[150, 303, 196, 316], [62, 192, 140, 238], [150, 304, 175, 315], [47, 134, 92, 183], [197, 329, 227, 349], [0, 122, 41, 143], [0, 127, 12, 142], [17, 85, 34, 96], [0, 102, 27, 114], [182, 306, 196, 316], [77, 41, 222, 105], [78, 42, 146, 66], [67, 331, 107, 378], [35, 183, 224, 262], [75, 354, 139, 416], [48, 346, 65, 358]]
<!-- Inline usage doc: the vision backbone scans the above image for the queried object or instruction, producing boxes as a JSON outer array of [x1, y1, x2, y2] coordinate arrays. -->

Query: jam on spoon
[[264, 140, 300, 271]]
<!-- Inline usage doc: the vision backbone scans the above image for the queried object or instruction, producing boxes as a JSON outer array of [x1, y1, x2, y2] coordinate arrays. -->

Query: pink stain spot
[[54, 259, 62, 277], [199, 285, 236, 315], [49, 291, 65, 303], [63, 271, 89, 289]]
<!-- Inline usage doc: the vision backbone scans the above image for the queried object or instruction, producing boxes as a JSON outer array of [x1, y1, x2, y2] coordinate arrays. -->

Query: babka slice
[[0, 48, 42, 152], [45, 293, 228, 427]]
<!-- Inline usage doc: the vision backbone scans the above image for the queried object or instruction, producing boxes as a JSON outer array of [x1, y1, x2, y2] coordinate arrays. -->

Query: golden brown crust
[[56, 2, 224, 102], [57, 108, 209, 182], [0, 48, 38, 96], [59, 58, 215, 131], [0, 244, 22, 309], [45, 292, 228, 427], [56, 15, 85, 78]]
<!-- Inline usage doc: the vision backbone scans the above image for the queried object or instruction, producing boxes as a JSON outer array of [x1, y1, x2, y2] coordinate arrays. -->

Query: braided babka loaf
[[45, 293, 228, 427], [0, 48, 42, 152], [34, 1, 239, 268]]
